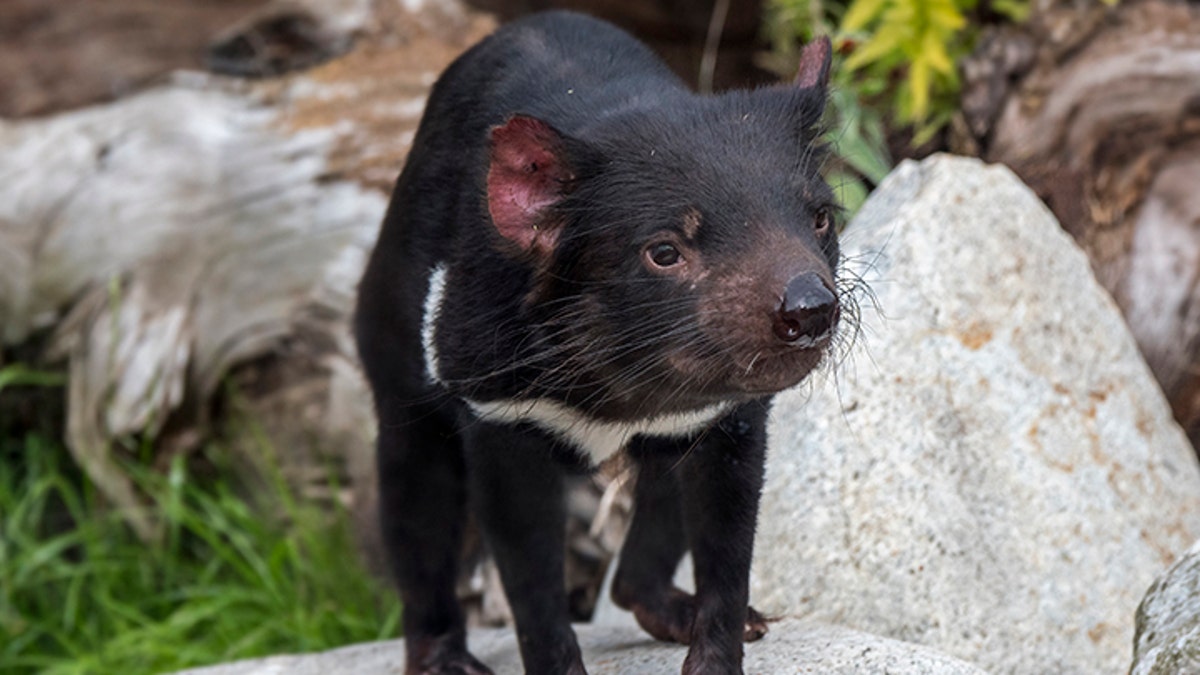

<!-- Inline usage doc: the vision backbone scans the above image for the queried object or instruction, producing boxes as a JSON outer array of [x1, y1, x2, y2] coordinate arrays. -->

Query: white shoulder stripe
[[421, 264, 448, 384], [466, 397, 731, 464]]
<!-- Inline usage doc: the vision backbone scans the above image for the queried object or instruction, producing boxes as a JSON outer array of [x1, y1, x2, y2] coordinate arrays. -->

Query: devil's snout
[[773, 272, 837, 344]]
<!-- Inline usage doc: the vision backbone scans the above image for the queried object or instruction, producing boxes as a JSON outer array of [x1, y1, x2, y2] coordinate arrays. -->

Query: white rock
[[751, 154, 1200, 674], [1131, 539, 1200, 675], [169, 619, 986, 675]]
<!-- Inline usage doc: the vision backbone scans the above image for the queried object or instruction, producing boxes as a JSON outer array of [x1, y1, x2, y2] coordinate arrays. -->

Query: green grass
[[0, 367, 400, 675]]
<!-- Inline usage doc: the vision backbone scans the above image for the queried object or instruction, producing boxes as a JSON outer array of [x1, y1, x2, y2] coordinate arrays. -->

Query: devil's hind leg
[[377, 400, 492, 675]]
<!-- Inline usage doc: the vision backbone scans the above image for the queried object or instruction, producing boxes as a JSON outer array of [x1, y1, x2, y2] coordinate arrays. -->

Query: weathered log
[[0, 0, 495, 538]]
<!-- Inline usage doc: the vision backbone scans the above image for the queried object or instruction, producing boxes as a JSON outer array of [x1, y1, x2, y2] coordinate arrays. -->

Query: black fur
[[355, 11, 837, 675]]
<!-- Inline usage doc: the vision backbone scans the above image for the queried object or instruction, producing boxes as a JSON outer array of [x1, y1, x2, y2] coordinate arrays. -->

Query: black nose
[[774, 272, 837, 344]]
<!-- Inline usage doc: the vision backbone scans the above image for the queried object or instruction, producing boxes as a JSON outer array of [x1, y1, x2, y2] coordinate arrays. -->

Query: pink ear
[[487, 115, 573, 256], [795, 36, 832, 89]]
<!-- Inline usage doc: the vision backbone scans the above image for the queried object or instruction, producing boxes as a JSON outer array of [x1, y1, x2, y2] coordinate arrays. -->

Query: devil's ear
[[486, 115, 574, 257], [789, 36, 833, 129], [794, 36, 832, 89]]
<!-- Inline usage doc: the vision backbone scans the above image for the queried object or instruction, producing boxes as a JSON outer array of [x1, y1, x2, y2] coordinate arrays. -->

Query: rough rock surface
[[1132, 539, 1200, 675], [170, 619, 986, 675], [750, 155, 1200, 674], [978, 1, 1200, 441]]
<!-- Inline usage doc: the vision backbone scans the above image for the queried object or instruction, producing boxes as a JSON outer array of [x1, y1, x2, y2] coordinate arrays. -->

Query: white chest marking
[[466, 397, 731, 464], [421, 264, 448, 384]]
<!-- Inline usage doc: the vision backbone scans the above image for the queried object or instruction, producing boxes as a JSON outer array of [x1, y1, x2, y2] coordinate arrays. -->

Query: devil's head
[[481, 39, 840, 419]]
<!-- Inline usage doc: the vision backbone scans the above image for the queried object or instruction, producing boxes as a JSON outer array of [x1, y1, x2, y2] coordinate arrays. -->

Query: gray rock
[[750, 155, 1200, 674], [171, 619, 986, 675], [1132, 539, 1200, 675]]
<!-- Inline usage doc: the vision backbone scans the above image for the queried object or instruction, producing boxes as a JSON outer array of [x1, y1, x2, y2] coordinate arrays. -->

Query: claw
[[406, 634, 494, 675]]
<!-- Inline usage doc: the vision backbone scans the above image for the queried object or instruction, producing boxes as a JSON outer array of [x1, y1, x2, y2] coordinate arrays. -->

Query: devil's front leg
[[677, 403, 770, 675], [463, 420, 586, 675], [375, 402, 492, 675], [613, 436, 770, 648]]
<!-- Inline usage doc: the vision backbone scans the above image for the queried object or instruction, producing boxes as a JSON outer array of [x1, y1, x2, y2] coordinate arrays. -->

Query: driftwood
[[0, 0, 494, 538], [966, 0, 1200, 442]]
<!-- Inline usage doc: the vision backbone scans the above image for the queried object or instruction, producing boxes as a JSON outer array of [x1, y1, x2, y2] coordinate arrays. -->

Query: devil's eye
[[647, 242, 682, 267], [813, 208, 831, 234]]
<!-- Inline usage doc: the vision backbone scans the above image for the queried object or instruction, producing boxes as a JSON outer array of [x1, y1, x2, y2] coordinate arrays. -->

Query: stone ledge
[[172, 619, 986, 675]]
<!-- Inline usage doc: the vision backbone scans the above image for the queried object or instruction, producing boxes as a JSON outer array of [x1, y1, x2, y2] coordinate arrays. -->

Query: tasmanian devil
[[355, 10, 838, 675]]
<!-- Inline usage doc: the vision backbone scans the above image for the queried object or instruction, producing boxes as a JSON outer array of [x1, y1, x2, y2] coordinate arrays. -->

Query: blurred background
[[2, 0, 1198, 673]]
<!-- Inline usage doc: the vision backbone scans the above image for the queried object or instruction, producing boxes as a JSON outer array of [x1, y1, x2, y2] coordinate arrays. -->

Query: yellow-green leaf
[[927, 0, 966, 31], [991, 0, 1031, 22], [880, 1, 916, 30], [843, 25, 907, 71], [910, 119, 941, 146], [921, 29, 954, 75], [912, 107, 955, 145], [908, 58, 931, 120], [841, 0, 890, 33]]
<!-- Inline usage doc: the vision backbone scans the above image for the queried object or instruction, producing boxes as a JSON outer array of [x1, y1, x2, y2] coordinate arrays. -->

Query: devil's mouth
[[779, 327, 835, 350], [724, 338, 831, 393], [645, 324, 836, 407]]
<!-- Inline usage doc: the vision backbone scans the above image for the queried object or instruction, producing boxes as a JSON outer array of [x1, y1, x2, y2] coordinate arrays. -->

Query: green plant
[[839, 0, 977, 135], [0, 364, 67, 391], [767, 0, 1138, 146], [763, 0, 893, 215], [822, 84, 892, 215], [763, 0, 1107, 212], [0, 422, 400, 675]]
